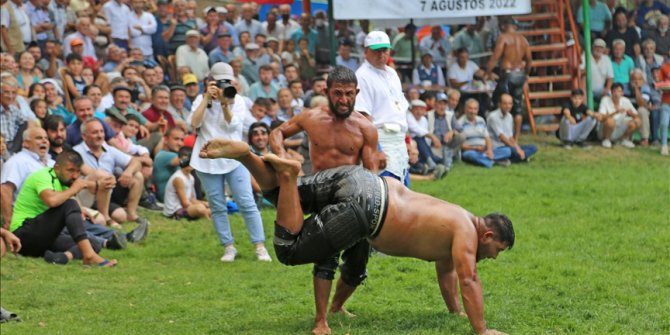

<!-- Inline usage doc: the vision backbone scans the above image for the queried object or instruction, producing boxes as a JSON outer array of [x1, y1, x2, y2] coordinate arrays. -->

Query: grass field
[[1, 135, 669, 335]]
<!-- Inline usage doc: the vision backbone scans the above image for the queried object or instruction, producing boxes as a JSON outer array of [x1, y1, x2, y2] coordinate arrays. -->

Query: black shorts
[[268, 166, 389, 268]]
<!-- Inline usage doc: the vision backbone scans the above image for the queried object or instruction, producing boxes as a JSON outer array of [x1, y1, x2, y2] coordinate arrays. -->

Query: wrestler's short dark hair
[[327, 66, 357, 88], [56, 149, 84, 167], [484, 213, 515, 249]]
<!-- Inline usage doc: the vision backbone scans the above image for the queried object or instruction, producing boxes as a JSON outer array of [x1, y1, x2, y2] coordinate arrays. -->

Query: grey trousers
[[559, 117, 597, 142]]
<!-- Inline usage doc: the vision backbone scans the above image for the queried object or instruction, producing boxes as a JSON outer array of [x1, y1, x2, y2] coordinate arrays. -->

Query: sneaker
[[220, 246, 237, 262], [44, 250, 69, 265], [495, 159, 511, 167], [139, 193, 163, 211], [127, 218, 149, 243], [106, 230, 128, 250], [601, 139, 612, 148], [255, 247, 272, 262], [563, 142, 573, 150], [619, 139, 635, 148], [432, 164, 448, 180], [661, 145, 669, 156], [576, 142, 591, 149]]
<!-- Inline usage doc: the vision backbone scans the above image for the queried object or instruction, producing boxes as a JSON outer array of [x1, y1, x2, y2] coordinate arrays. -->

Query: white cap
[[185, 30, 200, 38], [245, 43, 260, 50], [410, 99, 427, 108], [364, 31, 391, 50], [209, 62, 235, 81]]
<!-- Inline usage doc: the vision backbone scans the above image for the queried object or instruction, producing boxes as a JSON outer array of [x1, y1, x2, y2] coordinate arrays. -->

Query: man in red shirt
[[142, 85, 186, 134]]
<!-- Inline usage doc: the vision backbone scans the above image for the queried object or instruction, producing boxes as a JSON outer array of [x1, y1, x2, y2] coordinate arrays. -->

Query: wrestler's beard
[[330, 101, 353, 119]]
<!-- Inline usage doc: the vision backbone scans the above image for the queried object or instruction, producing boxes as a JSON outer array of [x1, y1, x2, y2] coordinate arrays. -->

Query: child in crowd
[[61, 53, 87, 105], [559, 89, 598, 149], [29, 99, 49, 127], [163, 147, 211, 220]]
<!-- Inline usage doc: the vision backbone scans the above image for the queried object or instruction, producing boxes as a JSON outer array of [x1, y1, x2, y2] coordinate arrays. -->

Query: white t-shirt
[[355, 61, 409, 130], [102, 0, 131, 40], [448, 61, 480, 84], [163, 169, 194, 216], [598, 95, 637, 121], [188, 94, 246, 175], [581, 54, 614, 95]]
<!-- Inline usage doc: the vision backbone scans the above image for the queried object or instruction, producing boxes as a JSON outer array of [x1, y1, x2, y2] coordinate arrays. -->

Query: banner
[[334, 0, 532, 19]]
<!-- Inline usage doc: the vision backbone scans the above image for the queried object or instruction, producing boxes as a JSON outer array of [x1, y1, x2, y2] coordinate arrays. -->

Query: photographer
[[188, 62, 271, 263]]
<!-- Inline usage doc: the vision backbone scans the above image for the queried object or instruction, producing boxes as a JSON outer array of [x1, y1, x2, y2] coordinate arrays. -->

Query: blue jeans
[[462, 147, 512, 168], [413, 136, 442, 168], [661, 104, 670, 145], [505, 144, 538, 162], [197, 166, 266, 246]]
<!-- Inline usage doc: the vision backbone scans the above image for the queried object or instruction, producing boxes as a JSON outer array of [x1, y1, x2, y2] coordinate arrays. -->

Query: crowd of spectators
[[0, 0, 669, 270]]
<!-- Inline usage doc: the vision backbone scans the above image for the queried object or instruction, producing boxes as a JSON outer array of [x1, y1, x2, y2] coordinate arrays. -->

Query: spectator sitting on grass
[[10, 150, 117, 267], [559, 89, 598, 148], [597, 82, 641, 148], [153, 128, 186, 202], [407, 99, 447, 177], [487, 93, 538, 163], [162, 147, 210, 220], [458, 99, 512, 168]]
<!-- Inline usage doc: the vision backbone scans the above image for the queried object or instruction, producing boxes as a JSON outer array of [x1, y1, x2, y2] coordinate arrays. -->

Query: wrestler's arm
[[360, 118, 380, 172], [269, 109, 308, 157], [435, 259, 463, 315], [485, 37, 505, 78], [452, 235, 488, 334]]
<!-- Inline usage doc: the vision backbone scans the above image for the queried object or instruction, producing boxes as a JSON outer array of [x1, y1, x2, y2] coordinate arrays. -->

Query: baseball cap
[[217, 32, 232, 39], [185, 30, 200, 38], [209, 62, 235, 81], [105, 107, 128, 124], [183, 73, 198, 86], [70, 38, 84, 47], [593, 38, 606, 48], [435, 92, 448, 101], [266, 36, 279, 44], [170, 84, 186, 93], [245, 43, 260, 50], [364, 31, 391, 50], [215, 6, 228, 14], [410, 99, 427, 108]]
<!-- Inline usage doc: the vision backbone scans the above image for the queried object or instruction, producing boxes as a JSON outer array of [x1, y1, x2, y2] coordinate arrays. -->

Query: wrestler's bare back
[[371, 177, 478, 261], [289, 107, 378, 171], [497, 33, 531, 71]]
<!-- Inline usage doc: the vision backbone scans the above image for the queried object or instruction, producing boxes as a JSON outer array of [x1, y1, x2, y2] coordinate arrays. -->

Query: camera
[[216, 79, 237, 99]]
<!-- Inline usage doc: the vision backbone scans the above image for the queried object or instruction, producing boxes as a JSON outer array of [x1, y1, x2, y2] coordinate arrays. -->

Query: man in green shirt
[[392, 23, 418, 83], [11, 150, 117, 267]]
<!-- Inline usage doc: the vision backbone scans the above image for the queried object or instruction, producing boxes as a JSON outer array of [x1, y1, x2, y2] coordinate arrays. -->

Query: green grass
[[1, 135, 669, 335]]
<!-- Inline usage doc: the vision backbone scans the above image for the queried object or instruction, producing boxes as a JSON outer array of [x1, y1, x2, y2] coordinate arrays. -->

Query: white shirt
[[102, 0, 131, 40], [0, 149, 54, 198], [419, 35, 451, 67], [188, 94, 245, 174], [355, 60, 409, 130], [598, 96, 637, 121], [448, 61, 480, 84], [581, 53, 614, 94], [163, 169, 194, 216], [10, 1, 32, 43], [406, 111, 429, 138], [129, 10, 157, 57], [176, 45, 210, 81], [486, 109, 514, 149], [274, 19, 300, 41]]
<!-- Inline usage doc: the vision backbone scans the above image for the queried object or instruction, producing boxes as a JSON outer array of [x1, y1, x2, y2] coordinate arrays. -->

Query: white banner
[[334, 0, 532, 20]]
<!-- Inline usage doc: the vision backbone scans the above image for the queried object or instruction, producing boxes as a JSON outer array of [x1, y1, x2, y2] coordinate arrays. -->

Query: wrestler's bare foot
[[262, 154, 301, 177], [329, 306, 356, 318], [199, 139, 250, 159], [312, 320, 331, 335]]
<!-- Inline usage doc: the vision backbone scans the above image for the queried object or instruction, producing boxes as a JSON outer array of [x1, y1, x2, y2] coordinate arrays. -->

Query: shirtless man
[[240, 66, 381, 335], [486, 18, 533, 141], [199, 141, 513, 335]]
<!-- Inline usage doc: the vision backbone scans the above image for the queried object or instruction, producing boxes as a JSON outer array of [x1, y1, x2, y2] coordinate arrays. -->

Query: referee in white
[[355, 31, 410, 185]]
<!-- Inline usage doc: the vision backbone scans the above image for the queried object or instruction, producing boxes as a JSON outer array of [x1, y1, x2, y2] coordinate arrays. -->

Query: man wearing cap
[[176, 30, 209, 82], [242, 43, 270, 84], [355, 31, 410, 185], [412, 52, 446, 87], [407, 99, 445, 173], [485, 18, 532, 141], [167, 84, 192, 132], [182, 74, 199, 111], [62, 17, 96, 60], [580, 38, 614, 100], [188, 62, 272, 263], [428, 91, 465, 170], [129, 0, 157, 58], [209, 32, 235, 67]]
